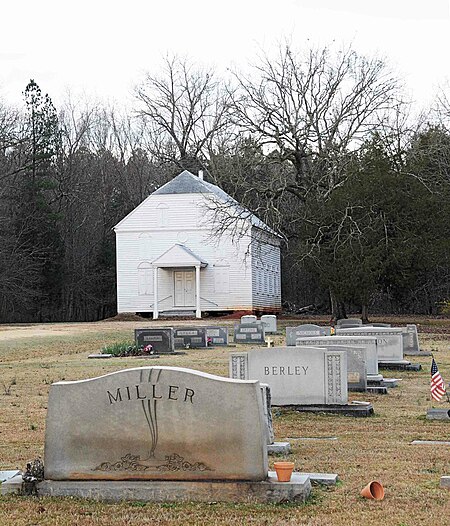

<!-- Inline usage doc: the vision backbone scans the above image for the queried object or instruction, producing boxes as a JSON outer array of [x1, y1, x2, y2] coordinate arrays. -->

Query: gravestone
[[230, 346, 348, 406], [241, 315, 257, 325], [402, 324, 420, 354], [174, 327, 208, 349], [205, 326, 229, 346], [295, 335, 379, 376], [135, 328, 175, 354], [259, 383, 275, 444], [336, 327, 404, 362], [368, 323, 391, 328], [44, 366, 268, 481], [234, 323, 265, 344], [286, 325, 332, 346], [261, 315, 277, 334], [336, 318, 362, 328]]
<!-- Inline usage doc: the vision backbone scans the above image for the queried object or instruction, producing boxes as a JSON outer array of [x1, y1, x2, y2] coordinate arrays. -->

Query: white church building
[[114, 170, 281, 318]]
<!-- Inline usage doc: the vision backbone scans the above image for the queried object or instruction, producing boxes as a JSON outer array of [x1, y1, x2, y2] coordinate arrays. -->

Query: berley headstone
[[336, 327, 404, 362], [286, 325, 331, 346], [135, 328, 175, 354], [234, 323, 265, 344], [241, 315, 257, 325], [206, 326, 229, 346], [295, 335, 379, 376], [230, 347, 348, 406], [336, 318, 362, 328], [174, 327, 208, 349], [44, 367, 268, 481], [402, 324, 420, 354], [260, 315, 277, 334]]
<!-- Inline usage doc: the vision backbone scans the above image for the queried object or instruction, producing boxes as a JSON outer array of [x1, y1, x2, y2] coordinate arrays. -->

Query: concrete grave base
[[297, 472, 338, 486], [426, 408, 450, 421], [267, 442, 291, 455], [35, 473, 311, 503], [367, 374, 384, 385], [378, 360, 421, 371], [404, 350, 431, 357], [381, 378, 401, 388], [440, 476, 450, 489], [284, 403, 374, 417], [1, 474, 23, 495], [366, 386, 388, 395]]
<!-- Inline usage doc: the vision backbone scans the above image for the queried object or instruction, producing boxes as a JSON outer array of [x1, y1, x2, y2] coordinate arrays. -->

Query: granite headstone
[[206, 326, 229, 346], [336, 327, 404, 362], [286, 325, 332, 346], [135, 328, 174, 354], [174, 327, 208, 349], [234, 323, 265, 344]]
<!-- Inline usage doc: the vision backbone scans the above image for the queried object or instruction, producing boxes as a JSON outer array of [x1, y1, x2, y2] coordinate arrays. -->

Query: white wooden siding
[[251, 229, 282, 311], [116, 194, 254, 313]]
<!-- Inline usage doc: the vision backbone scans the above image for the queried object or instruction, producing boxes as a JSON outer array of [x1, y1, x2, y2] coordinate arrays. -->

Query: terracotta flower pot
[[274, 461, 295, 482], [360, 480, 385, 500]]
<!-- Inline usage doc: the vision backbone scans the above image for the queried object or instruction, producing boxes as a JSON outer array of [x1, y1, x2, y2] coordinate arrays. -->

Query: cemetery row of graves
[[1, 315, 449, 525]]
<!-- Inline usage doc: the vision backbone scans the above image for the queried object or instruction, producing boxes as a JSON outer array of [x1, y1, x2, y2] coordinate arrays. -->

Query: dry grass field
[[0, 315, 450, 525]]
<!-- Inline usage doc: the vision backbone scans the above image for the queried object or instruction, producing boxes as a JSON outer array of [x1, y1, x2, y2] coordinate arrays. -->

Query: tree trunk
[[330, 290, 347, 323], [361, 304, 369, 323]]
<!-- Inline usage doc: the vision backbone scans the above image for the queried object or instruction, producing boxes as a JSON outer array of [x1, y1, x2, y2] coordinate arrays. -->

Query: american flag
[[431, 358, 446, 402]]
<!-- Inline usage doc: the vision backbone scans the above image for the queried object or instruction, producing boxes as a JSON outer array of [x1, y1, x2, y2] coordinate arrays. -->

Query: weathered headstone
[[295, 335, 379, 376], [230, 347, 348, 406], [286, 325, 331, 346], [234, 323, 265, 344], [336, 318, 362, 328], [259, 383, 275, 444], [241, 315, 257, 324], [135, 328, 175, 354], [174, 327, 208, 349], [402, 324, 420, 354], [261, 315, 277, 334], [336, 327, 404, 362], [44, 367, 268, 481], [205, 326, 229, 346]]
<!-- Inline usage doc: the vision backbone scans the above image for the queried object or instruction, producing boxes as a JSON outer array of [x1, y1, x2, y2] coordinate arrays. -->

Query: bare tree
[[134, 56, 233, 171]]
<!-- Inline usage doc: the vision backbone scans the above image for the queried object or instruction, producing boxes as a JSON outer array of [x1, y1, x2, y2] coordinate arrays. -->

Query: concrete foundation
[[426, 408, 450, 421], [267, 442, 291, 455], [32, 472, 311, 503], [285, 403, 374, 417]]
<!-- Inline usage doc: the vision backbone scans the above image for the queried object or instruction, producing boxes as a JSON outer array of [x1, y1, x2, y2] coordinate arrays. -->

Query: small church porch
[[151, 244, 207, 320]]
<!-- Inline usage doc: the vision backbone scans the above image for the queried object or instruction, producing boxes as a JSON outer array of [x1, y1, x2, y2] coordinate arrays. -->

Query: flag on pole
[[431, 358, 446, 402]]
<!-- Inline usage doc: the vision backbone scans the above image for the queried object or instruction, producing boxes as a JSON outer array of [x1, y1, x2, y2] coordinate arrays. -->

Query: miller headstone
[[174, 327, 208, 349], [44, 367, 268, 481], [135, 328, 175, 354], [230, 346, 348, 406], [286, 325, 331, 346], [234, 323, 265, 344], [206, 326, 229, 346]]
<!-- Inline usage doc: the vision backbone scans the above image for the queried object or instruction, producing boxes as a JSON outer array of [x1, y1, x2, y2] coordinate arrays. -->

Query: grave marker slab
[[261, 315, 277, 334], [336, 327, 404, 362], [295, 335, 379, 376], [336, 318, 362, 328], [234, 323, 265, 344], [174, 327, 208, 349], [286, 325, 332, 346], [44, 367, 268, 481], [230, 347, 348, 405], [241, 315, 257, 324], [205, 326, 229, 346], [135, 328, 175, 354]]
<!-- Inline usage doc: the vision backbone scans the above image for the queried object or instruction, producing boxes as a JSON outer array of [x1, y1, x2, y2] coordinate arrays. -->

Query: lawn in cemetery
[[0, 315, 450, 525]]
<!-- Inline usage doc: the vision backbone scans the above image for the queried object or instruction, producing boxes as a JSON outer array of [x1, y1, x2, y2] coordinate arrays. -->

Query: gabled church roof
[[152, 243, 207, 268]]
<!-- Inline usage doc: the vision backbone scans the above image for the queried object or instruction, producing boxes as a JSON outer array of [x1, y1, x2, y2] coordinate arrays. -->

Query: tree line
[[0, 45, 449, 322]]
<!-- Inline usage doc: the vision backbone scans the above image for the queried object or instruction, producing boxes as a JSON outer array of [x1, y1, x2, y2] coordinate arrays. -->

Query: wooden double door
[[174, 270, 195, 306]]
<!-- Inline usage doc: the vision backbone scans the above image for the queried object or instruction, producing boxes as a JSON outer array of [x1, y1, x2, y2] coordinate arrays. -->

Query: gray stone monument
[[174, 327, 208, 349], [206, 326, 229, 345], [135, 328, 175, 354], [336, 327, 404, 362], [234, 323, 265, 344], [295, 335, 379, 376], [336, 318, 362, 328], [44, 367, 268, 481], [261, 315, 277, 334], [230, 347, 348, 406], [402, 324, 420, 354], [286, 325, 332, 346], [241, 315, 257, 324]]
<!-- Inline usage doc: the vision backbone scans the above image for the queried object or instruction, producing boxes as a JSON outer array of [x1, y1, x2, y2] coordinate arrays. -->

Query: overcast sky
[[1, 0, 449, 111]]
